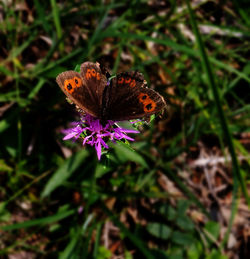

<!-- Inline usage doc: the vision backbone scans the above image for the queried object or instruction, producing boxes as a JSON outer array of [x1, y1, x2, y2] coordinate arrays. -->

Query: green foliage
[[42, 149, 89, 197], [96, 246, 112, 259], [0, 0, 248, 258], [147, 223, 172, 240]]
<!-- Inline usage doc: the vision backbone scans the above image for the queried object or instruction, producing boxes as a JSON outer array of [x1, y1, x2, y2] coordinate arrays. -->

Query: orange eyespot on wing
[[85, 69, 92, 80], [85, 68, 101, 81], [143, 100, 156, 112], [138, 93, 149, 102], [125, 77, 131, 84], [117, 77, 136, 87], [64, 79, 75, 94], [73, 76, 82, 87], [63, 77, 83, 93], [130, 79, 136, 87], [91, 69, 96, 77], [138, 93, 157, 113], [118, 77, 124, 84]]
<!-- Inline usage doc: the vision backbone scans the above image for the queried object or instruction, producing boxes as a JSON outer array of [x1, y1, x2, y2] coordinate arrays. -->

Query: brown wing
[[80, 62, 107, 109], [56, 70, 101, 117], [104, 71, 166, 121]]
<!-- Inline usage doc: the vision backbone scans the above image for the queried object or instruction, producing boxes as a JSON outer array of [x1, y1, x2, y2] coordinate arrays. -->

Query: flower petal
[[119, 128, 140, 134], [83, 135, 91, 145], [99, 138, 109, 149], [63, 131, 78, 140], [95, 140, 102, 160], [120, 134, 135, 141]]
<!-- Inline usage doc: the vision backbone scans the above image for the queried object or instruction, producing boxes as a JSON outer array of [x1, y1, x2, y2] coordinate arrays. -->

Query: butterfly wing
[[104, 71, 166, 121], [56, 62, 107, 118], [80, 62, 107, 109], [57, 64, 166, 121]]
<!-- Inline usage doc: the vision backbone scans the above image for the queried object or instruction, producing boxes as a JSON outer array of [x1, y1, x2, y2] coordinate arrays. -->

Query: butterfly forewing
[[80, 62, 107, 109], [104, 72, 166, 120], [56, 70, 101, 117]]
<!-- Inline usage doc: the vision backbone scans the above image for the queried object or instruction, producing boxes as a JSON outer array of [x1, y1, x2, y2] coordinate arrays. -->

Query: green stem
[[51, 0, 63, 52]]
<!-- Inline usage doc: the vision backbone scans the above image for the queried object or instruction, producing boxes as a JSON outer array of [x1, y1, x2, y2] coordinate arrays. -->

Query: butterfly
[[56, 62, 166, 123]]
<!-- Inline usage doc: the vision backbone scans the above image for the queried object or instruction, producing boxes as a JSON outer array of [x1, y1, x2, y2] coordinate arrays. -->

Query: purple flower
[[62, 114, 140, 160]]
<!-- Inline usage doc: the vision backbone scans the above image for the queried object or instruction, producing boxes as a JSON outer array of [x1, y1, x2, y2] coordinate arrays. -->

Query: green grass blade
[[6, 34, 36, 62], [34, 0, 51, 33], [113, 142, 149, 169], [185, 0, 249, 250], [101, 32, 250, 83], [184, 0, 248, 203], [41, 149, 89, 197], [1, 209, 75, 231], [50, 0, 63, 52], [59, 228, 81, 259], [28, 78, 46, 100], [232, 0, 250, 27], [93, 223, 103, 258], [33, 48, 83, 76]]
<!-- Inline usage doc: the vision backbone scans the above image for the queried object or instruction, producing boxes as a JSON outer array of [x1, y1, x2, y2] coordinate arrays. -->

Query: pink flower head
[[62, 114, 140, 160]]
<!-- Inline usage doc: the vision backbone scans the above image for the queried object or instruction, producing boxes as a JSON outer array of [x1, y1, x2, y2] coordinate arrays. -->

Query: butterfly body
[[56, 62, 166, 124]]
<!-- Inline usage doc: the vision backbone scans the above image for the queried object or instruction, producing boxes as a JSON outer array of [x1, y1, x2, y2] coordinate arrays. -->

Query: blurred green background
[[0, 0, 250, 258]]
